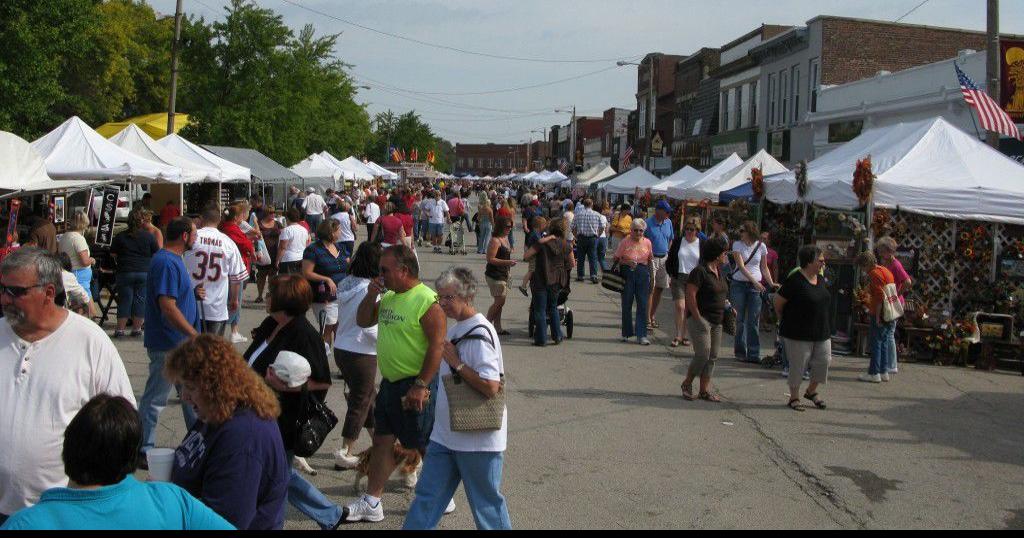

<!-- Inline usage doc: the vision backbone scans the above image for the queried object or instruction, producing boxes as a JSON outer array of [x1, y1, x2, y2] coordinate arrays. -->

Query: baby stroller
[[527, 279, 574, 340], [447, 219, 467, 255]]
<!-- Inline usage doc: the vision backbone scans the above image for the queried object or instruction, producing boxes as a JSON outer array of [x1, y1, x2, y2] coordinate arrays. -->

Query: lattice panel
[[886, 211, 957, 314]]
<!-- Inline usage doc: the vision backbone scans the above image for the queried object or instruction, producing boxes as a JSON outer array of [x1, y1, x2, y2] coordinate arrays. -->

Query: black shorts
[[373, 376, 437, 451]]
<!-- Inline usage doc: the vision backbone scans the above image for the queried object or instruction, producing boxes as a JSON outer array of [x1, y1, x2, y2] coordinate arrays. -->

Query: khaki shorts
[[670, 274, 689, 301], [486, 276, 509, 297], [650, 256, 670, 289]]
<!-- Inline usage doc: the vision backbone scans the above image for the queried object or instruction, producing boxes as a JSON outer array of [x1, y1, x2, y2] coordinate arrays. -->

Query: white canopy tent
[[290, 153, 349, 190], [765, 117, 1024, 225], [542, 171, 568, 185], [1, 131, 110, 195], [599, 167, 662, 195], [31, 116, 181, 182], [649, 165, 701, 195], [319, 153, 375, 181], [574, 163, 618, 187], [364, 160, 399, 181], [157, 134, 250, 182], [686, 150, 789, 202], [108, 124, 216, 183], [667, 153, 743, 201]]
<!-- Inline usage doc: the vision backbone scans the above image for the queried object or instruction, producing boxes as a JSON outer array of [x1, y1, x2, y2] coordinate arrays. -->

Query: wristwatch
[[454, 363, 466, 373], [413, 378, 429, 389]]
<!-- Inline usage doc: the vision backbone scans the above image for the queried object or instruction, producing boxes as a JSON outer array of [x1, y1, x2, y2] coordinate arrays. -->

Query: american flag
[[622, 146, 635, 167], [955, 63, 1022, 141], [558, 159, 569, 174]]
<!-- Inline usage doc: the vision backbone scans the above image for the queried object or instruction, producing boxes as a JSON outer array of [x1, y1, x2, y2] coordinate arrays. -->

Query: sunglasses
[[684, 227, 696, 232], [0, 284, 44, 298]]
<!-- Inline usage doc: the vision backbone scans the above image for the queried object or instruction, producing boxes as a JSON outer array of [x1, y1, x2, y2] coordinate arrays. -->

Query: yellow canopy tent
[[96, 113, 190, 139]]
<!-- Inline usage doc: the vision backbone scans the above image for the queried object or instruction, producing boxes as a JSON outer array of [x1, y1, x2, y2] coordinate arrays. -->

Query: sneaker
[[333, 448, 359, 470], [881, 373, 891, 382], [112, 330, 127, 339], [802, 371, 811, 381], [590, 277, 600, 284], [639, 338, 651, 346], [444, 499, 456, 515], [621, 337, 629, 343], [230, 332, 249, 344], [858, 373, 882, 383], [781, 368, 790, 378], [343, 496, 384, 523], [129, 330, 143, 337]]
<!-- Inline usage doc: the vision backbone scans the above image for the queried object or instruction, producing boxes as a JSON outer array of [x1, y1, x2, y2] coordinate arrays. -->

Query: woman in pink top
[[613, 218, 655, 345], [876, 237, 912, 305], [371, 202, 406, 247]]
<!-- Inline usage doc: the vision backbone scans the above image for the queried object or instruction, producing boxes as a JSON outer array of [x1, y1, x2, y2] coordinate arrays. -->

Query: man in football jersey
[[184, 208, 248, 337]]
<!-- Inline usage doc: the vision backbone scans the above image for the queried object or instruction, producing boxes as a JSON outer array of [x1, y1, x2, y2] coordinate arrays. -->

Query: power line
[[276, 0, 643, 64], [895, 0, 932, 22]]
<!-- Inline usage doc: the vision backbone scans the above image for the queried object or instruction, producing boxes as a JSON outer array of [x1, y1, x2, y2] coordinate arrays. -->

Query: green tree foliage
[[178, 0, 370, 166], [366, 110, 454, 172]]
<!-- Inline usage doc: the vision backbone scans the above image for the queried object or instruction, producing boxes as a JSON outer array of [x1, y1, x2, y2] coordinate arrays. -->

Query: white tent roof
[[291, 153, 347, 180], [542, 171, 568, 184], [765, 117, 1024, 224], [668, 153, 743, 201], [108, 124, 217, 184], [686, 150, 789, 202], [600, 167, 662, 195], [365, 161, 399, 180], [31, 116, 181, 182], [650, 165, 701, 195], [157, 134, 250, 182], [319, 153, 375, 181], [575, 163, 618, 186], [1, 131, 112, 194]]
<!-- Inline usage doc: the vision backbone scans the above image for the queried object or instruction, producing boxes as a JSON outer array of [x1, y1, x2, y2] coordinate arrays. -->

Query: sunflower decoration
[[795, 160, 809, 199], [750, 166, 765, 201], [852, 157, 875, 206], [872, 209, 893, 237]]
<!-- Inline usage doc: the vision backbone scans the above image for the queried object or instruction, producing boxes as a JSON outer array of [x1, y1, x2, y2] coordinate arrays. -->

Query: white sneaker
[[343, 496, 384, 523], [444, 499, 456, 515], [230, 332, 248, 344], [621, 337, 629, 343], [858, 373, 882, 383], [781, 368, 790, 378], [333, 448, 359, 470], [881, 373, 891, 382], [639, 338, 651, 346]]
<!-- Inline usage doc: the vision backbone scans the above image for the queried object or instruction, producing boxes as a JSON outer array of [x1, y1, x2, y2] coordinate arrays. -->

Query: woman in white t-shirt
[[332, 200, 357, 255], [403, 267, 511, 531], [667, 217, 703, 348], [58, 211, 97, 316], [276, 208, 310, 275], [729, 220, 779, 363]]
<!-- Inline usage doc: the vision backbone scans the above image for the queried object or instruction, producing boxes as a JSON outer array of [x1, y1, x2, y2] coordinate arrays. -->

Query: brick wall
[[821, 18, 987, 86], [454, 143, 528, 175]]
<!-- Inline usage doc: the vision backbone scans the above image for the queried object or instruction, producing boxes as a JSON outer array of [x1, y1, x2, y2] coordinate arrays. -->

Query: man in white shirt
[[303, 187, 328, 231], [363, 199, 381, 241], [184, 209, 248, 336], [0, 248, 135, 520], [428, 192, 449, 254], [332, 200, 358, 255]]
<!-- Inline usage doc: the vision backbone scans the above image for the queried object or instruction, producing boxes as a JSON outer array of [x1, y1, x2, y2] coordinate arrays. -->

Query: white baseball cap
[[270, 351, 312, 388]]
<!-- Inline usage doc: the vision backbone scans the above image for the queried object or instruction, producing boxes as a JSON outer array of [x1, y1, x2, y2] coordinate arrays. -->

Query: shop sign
[[94, 186, 120, 247], [1001, 40, 1024, 123], [712, 141, 749, 160], [651, 131, 664, 155], [770, 131, 785, 159]]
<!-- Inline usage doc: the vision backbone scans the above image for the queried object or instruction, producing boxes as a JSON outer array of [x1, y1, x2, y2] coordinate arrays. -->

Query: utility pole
[[987, 0, 1001, 148], [167, 0, 184, 136]]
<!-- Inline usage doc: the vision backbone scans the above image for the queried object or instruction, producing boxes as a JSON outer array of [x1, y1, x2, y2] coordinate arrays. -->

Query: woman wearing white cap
[[242, 274, 345, 530]]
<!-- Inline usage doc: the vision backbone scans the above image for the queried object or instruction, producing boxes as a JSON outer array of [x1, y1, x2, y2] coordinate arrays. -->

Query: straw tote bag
[[442, 325, 506, 432]]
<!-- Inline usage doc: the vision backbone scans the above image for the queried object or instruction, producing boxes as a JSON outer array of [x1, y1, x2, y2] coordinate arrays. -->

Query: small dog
[[352, 442, 423, 493], [293, 456, 317, 476]]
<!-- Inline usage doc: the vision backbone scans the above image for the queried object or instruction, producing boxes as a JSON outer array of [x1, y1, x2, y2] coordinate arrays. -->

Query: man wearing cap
[[645, 201, 675, 329], [571, 199, 604, 284], [302, 188, 328, 232]]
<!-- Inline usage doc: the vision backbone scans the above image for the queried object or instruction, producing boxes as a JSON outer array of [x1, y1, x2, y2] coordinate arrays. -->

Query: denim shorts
[[429, 223, 444, 237], [374, 376, 437, 451]]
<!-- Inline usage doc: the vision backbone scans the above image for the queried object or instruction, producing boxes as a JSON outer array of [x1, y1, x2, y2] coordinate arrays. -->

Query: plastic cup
[[146, 448, 176, 482]]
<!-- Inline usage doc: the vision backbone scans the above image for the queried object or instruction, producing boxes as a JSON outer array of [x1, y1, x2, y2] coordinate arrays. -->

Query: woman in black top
[[681, 238, 730, 402], [484, 217, 516, 336], [110, 209, 159, 338], [242, 274, 344, 530], [774, 246, 832, 411]]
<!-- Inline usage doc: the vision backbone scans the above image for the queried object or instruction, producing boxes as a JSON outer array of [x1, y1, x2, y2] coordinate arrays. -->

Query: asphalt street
[[120, 228, 1024, 530]]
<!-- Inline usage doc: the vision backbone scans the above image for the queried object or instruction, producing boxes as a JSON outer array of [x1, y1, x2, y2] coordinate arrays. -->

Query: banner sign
[[6, 199, 21, 246], [1002, 40, 1024, 123], [94, 186, 120, 247]]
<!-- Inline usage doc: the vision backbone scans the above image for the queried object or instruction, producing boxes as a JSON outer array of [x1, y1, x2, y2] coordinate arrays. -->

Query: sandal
[[681, 383, 695, 401], [681, 338, 690, 346], [648, 319, 660, 329], [788, 398, 806, 412], [671, 338, 682, 348], [698, 391, 721, 403], [803, 393, 827, 410]]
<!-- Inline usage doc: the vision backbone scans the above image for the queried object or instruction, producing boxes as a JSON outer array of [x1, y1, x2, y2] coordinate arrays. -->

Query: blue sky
[[149, 0, 1024, 144]]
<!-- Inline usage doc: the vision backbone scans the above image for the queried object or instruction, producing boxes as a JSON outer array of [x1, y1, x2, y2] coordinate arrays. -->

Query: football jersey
[[184, 227, 248, 321]]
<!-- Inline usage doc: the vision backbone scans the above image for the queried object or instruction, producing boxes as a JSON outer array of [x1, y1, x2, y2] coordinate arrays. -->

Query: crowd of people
[[0, 175, 917, 529]]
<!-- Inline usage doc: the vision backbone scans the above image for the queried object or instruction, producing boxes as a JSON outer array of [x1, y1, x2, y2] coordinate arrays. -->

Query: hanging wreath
[[750, 166, 765, 201], [795, 160, 809, 199], [853, 157, 875, 206]]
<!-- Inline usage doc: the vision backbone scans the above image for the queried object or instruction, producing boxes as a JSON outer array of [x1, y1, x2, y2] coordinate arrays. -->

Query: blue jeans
[[416, 219, 429, 241], [305, 213, 323, 232], [532, 285, 562, 346], [596, 237, 609, 271], [869, 318, 896, 376], [403, 442, 512, 530], [115, 271, 147, 320], [620, 265, 650, 340], [730, 281, 762, 361], [576, 236, 599, 279], [139, 349, 198, 453], [886, 321, 899, 373], [476, 221, 493, 254], [287, 453, 342, 529], [228, 282, 245, 326]]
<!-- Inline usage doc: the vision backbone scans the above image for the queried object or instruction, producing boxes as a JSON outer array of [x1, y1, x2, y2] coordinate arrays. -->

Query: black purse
[[293, 385, 339, 458]]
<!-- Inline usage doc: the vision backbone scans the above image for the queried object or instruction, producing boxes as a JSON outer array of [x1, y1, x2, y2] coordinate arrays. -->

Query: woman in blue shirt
[[0, 395, 233, 530], [302, 219, 350, 346]]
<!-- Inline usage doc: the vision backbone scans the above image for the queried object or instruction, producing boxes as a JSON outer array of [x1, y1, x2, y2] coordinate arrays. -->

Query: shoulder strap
[[732, 241, 763, 277], [452, 323, 496, 349]]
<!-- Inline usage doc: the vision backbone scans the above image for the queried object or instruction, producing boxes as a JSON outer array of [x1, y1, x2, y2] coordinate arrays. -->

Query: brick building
[[454, 143, 529, 176], [673, 48, 721, 170], [753, 16, 994, 163], [634, 52, 687, 174], [603, 107, 631, 171]]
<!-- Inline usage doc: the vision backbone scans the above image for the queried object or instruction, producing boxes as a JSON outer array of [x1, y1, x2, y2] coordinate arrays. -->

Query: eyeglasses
[[438, 294, 460, 303], [0, 284, 44, 298], [684, 227, 696, 232]]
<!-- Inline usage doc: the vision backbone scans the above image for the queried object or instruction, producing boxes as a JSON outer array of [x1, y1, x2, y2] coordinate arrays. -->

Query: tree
[[366, 109, 453, 171], [178, 0, 370, 166]]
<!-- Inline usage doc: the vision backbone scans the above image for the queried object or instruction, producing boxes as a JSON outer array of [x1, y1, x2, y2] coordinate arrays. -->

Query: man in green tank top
[[344, 245, 447, 524]]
